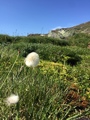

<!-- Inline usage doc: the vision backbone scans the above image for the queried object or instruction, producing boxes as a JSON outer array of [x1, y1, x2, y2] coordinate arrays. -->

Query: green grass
[[0, 34, 90, 120]]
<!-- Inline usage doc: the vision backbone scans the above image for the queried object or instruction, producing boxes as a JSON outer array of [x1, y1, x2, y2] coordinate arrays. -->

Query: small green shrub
[[66, 51, 82, 66], [0, 34, 13, 43], [20, 36, 70, 46], [68, 33, 90, 48]]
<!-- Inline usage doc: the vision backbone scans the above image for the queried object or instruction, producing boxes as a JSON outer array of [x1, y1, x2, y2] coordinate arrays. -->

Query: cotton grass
[[24, 52, 39, 67], [5, 94, 19, 106]]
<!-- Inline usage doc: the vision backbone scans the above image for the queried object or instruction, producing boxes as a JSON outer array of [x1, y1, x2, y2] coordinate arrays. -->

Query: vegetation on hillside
[[0, 33, 90, 120]]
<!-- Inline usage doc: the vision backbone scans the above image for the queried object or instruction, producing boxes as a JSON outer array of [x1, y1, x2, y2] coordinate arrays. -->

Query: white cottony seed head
[[5, 94, 19, 106], [24, 52, 39, 67]]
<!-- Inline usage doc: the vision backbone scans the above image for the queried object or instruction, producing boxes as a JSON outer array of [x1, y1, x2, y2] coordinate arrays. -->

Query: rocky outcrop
[[48, 21, 90, 39], [48, 28, 75, 39]]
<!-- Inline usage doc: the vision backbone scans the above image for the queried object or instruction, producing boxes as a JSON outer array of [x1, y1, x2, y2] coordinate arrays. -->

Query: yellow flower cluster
[[86, 88, 90, 98], [38, 60, 67, 80]]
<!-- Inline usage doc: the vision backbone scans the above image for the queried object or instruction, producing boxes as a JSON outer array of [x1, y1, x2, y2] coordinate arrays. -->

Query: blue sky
[[0, 0, 90, 36]]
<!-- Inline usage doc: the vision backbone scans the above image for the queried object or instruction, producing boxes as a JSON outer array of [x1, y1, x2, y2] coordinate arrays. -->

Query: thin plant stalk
[[0, 53, 19, 90]]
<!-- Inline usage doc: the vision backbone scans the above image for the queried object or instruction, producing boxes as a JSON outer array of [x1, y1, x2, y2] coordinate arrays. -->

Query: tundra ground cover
[[0, 34, 90, 119]]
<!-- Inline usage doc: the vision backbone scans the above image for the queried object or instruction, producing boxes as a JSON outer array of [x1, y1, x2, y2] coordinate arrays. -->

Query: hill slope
[[48, 21, 90, 39]]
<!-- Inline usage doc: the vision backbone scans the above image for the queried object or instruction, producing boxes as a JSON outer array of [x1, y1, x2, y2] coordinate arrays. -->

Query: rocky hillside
[[48, 21, 90, 39]]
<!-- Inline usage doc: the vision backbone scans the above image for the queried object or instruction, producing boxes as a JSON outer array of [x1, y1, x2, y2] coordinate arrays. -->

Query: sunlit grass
[[0, 44, 90, 119]]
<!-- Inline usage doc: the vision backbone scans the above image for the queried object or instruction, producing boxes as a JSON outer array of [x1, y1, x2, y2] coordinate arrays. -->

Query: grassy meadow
[[0, 33, 90, 120]]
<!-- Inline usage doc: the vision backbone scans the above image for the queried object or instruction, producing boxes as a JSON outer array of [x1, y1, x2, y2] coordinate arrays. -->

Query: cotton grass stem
[[67, 113, 82, 120], [61, 105, 72, 120], [0, 53, 19, 90]]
